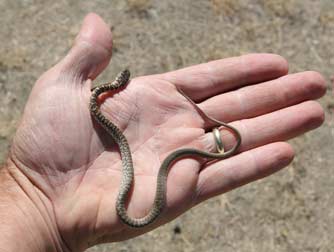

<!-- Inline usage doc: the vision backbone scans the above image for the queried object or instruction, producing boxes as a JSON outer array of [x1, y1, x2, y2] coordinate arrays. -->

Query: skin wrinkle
[[194, 158, 226, 201], [13, 135, 56, 189], [14, 121, 38, 168], [239, 54, 248, 87], [198, 128, 239, 158], [198, 132, 216, 154], [17, 80, 122, 191], [123, 93, 143, 146], [198, 64, 216, 97], [5, 163, 66, 252], [62, 41, 109, 82], [92, 194, 103, 244], [33, 188, 67, 252], [146, 82, 184, 118], [27, 162, 92, 196], [53, 209, 75, 252], [243, 149, 258, 183], [75, 30, 113, 55], [257, 82, 281, 109], [101, 92, 134, 130], [196, 169, 215, 199], [74, 164, 90, 197], [235, 89, 246, 119], [11, 158, 50, 201], [222, 152, 251, 190], [233, 119, 248, 152], [125, 126, 202, 177], [16, 81, 87, 182], [72, 88, 92, 194], [106, 86, 192, 165], [196, 148, 257, 201], [281, 75, 304, 103], [168, 175, 199, 210], [276, 75, 289, 105]]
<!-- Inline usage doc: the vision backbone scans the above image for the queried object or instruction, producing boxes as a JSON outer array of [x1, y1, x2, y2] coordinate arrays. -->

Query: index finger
[[157, 54, 288, 102]]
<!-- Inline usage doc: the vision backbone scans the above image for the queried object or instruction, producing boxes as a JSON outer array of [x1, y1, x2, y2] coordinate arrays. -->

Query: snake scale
[[90, 70, 241, 228]]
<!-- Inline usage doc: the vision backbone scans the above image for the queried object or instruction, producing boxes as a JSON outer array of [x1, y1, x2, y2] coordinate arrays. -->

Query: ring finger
[[201, 100, 324, 155]]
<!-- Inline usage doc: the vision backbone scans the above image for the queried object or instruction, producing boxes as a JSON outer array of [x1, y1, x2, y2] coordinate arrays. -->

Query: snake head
[[117, 69, 131, 83]]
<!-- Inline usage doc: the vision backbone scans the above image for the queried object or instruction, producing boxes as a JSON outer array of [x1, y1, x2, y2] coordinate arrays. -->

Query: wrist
[[0, 160, 69, 252]]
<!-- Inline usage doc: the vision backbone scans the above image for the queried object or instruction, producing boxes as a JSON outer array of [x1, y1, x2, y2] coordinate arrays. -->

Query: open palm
[[8, 13, 325, 251]]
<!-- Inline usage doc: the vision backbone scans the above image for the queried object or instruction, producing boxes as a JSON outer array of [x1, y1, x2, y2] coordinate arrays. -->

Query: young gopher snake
[[90, 70, 241, 228]]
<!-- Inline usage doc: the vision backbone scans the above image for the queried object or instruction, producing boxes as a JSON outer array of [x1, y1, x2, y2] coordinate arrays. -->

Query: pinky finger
[[194, 142, 295, 204]]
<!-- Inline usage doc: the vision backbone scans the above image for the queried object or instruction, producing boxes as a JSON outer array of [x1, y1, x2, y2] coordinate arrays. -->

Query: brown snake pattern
[[90, 70, 241, 228]]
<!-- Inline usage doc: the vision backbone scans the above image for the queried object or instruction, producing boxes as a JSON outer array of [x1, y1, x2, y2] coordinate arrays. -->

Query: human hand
[[6, 13, 325, 251]]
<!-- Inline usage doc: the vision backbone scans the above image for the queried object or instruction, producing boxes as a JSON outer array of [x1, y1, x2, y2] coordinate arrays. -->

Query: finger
[[200, 101, 324, 153], [195, 142, 294, 203], [198, 71, 326, 124], [55, 13, 113, 81], [157, 54, 288, 101]]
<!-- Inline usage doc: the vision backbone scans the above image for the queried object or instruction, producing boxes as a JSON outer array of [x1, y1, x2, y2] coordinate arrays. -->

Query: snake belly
[[89, 70, 241, 228]]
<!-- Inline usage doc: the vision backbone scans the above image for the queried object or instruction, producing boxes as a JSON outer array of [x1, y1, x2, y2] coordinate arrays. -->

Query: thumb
[[57, 13, 113, 81]]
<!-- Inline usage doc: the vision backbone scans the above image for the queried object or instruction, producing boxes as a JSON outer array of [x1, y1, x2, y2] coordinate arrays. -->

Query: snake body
[[90, 70, 241, 228]]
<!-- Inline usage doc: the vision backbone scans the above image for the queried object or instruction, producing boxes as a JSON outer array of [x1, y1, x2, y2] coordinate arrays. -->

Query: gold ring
[[213, 128, 225, 154]]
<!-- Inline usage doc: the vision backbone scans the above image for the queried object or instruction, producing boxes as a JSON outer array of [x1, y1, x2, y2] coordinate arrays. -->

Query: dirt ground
[[1, 0, 333, 251]]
